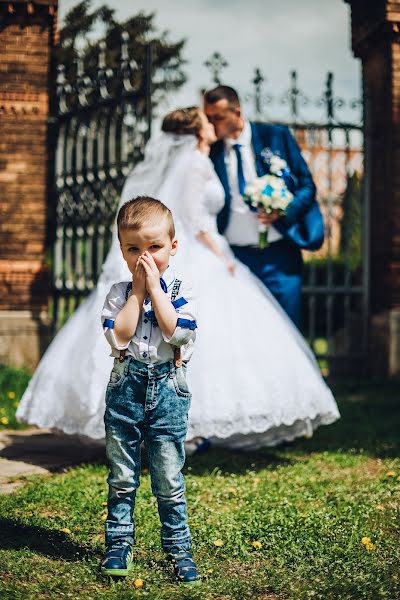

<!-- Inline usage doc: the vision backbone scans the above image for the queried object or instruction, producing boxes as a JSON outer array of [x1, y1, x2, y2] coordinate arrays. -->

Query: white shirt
[[224, 120, 282, 246], [101, 266, 197, 365]]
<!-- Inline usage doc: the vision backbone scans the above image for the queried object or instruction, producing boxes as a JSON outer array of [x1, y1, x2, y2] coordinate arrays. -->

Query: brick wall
[[0, 2, 57, 313], [346, 0, 400, 312], [346, 0, 400, 375]]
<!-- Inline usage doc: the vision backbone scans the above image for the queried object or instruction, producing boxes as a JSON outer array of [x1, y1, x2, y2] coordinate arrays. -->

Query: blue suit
[[209, 122, 324, 327]]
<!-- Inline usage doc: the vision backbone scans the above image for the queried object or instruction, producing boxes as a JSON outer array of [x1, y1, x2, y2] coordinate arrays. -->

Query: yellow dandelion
[[60, 528, 71, 534], [7, 391, 16, 399], [252, 540, 262, 550], [227, 487, 237, 495], [376, 504, 385, 511], [361, 537, 371, 545], [365, 542, 375, 551], [101, 514, 107, 521], [386, 471, 396, 477], [74, 526, 81, 530], [206, 569, 214, 574], [0, 417, 9, 425], [213, 539, 224, 547], [101, 501, 108, 506], [134, 578, 144, 589]]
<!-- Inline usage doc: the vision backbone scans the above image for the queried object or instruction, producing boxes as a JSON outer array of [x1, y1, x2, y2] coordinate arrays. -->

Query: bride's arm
[[195, 231, 235, 274], [182, 152, 235, 274]]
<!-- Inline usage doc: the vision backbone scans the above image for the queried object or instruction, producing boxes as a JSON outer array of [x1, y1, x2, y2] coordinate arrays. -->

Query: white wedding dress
[[18, 133, 339, 449]]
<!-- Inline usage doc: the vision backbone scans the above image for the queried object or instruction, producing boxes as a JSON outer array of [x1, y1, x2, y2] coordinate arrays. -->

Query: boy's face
[[119, 221, 178, 277]]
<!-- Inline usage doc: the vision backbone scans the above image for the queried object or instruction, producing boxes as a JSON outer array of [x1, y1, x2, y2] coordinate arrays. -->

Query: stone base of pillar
[[370, 309, 400, 377], [0, 311, 51, 372]]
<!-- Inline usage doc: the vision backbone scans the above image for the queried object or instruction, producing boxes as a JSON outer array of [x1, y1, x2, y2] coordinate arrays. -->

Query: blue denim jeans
[[104, 356, 192, 552]]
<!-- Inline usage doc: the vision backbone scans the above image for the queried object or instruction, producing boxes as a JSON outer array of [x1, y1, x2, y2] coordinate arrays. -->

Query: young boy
[[100, 196, 199, 585]]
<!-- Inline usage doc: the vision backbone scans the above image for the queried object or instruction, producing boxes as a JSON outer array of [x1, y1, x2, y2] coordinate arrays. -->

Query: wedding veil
[[100, 131, 198, 281]]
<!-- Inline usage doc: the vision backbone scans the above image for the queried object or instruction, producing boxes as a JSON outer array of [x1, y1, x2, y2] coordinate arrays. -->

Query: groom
[[204, 85, 324, 328]]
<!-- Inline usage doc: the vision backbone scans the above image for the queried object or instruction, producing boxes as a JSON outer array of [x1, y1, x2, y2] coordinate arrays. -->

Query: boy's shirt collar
[[160, 264, 175, 291]]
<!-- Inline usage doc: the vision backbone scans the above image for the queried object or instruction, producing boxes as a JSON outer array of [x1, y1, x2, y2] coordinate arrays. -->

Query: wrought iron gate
[[50, 35, 157, 329]]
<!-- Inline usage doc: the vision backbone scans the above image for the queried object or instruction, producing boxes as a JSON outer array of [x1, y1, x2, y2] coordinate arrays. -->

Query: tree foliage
[[56, 0, 186, 106]]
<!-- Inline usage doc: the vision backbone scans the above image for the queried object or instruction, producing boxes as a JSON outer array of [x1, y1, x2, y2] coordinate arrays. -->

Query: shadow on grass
[[186, 447, 295, 476], [0, 518, 95, 561], [187, 380, 400, 475], [294, 380, 400, 458], [0, 431, 105, 472]]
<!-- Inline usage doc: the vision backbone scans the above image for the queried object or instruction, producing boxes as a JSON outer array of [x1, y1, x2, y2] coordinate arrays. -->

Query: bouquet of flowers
[[244, 174, 293, 249]]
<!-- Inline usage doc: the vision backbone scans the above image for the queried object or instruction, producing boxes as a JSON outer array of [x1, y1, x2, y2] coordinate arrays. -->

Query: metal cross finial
[[204, 51, 228, 85], [252, 67, 265, 117]]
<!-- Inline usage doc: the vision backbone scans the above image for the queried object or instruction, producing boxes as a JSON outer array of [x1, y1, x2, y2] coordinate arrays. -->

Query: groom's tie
[[233, 143, 246, 196]]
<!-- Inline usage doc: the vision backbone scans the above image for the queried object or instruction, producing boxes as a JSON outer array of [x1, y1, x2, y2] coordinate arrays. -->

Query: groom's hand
[[257, 210, 280, 226]]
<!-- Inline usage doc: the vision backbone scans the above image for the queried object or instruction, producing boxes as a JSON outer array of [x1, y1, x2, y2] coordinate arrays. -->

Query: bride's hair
[[161, 107, 202, 138]]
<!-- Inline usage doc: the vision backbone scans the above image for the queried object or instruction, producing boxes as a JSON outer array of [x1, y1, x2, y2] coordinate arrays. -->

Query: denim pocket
[[108, 359, 127, 387], [172, 366, 191, 397]]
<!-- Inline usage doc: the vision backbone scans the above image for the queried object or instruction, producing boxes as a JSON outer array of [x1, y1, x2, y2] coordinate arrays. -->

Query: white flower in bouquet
[[244, 174, 293, 249]]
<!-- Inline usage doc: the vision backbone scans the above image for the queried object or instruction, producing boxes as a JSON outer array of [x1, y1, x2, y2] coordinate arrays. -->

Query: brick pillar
[[345, 0, 400, 376], [0, 1, 57, 370]]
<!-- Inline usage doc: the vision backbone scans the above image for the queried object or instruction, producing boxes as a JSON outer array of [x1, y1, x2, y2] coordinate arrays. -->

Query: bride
[[17, 107, 339, 449]]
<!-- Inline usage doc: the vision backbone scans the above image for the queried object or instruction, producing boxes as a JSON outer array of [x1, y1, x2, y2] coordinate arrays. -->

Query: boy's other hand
[[140, 252, 161, 294]]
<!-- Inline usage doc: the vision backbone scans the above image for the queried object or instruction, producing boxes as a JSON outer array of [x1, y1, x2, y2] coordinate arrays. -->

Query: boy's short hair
[[117, 196, 175, 240]]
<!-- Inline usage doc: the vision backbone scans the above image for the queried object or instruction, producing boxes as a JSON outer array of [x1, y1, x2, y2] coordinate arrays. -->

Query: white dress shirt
[[101, 266, 197, 365], [224, 120, 282, 246]]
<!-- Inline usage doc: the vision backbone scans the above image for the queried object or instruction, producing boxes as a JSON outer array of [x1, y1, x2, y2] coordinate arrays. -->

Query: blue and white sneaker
[[167, 549, 201, 585], [101, 542, 133, 577]]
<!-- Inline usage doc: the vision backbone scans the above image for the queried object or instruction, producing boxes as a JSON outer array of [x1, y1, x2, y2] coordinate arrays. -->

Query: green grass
[[0, 380, 399, 599], [0, 364, 31, 430]]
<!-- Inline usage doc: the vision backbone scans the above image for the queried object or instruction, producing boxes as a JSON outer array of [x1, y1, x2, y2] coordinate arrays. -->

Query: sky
[[59, 0, 361, 123]]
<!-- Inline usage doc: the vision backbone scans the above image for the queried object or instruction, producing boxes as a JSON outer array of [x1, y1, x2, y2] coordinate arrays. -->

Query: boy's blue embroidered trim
[[177, 318, 197, 330], [172, 297, 188, 309], [103, 319, 115, 329]]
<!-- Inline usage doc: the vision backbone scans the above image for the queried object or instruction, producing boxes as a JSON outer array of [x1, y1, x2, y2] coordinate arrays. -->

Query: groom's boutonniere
[[260, 147, 297, 188], [261, 148, 289, 176]]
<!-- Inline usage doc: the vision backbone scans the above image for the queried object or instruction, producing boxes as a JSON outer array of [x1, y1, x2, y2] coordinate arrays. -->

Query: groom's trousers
[[231, 239, 303, 328]]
